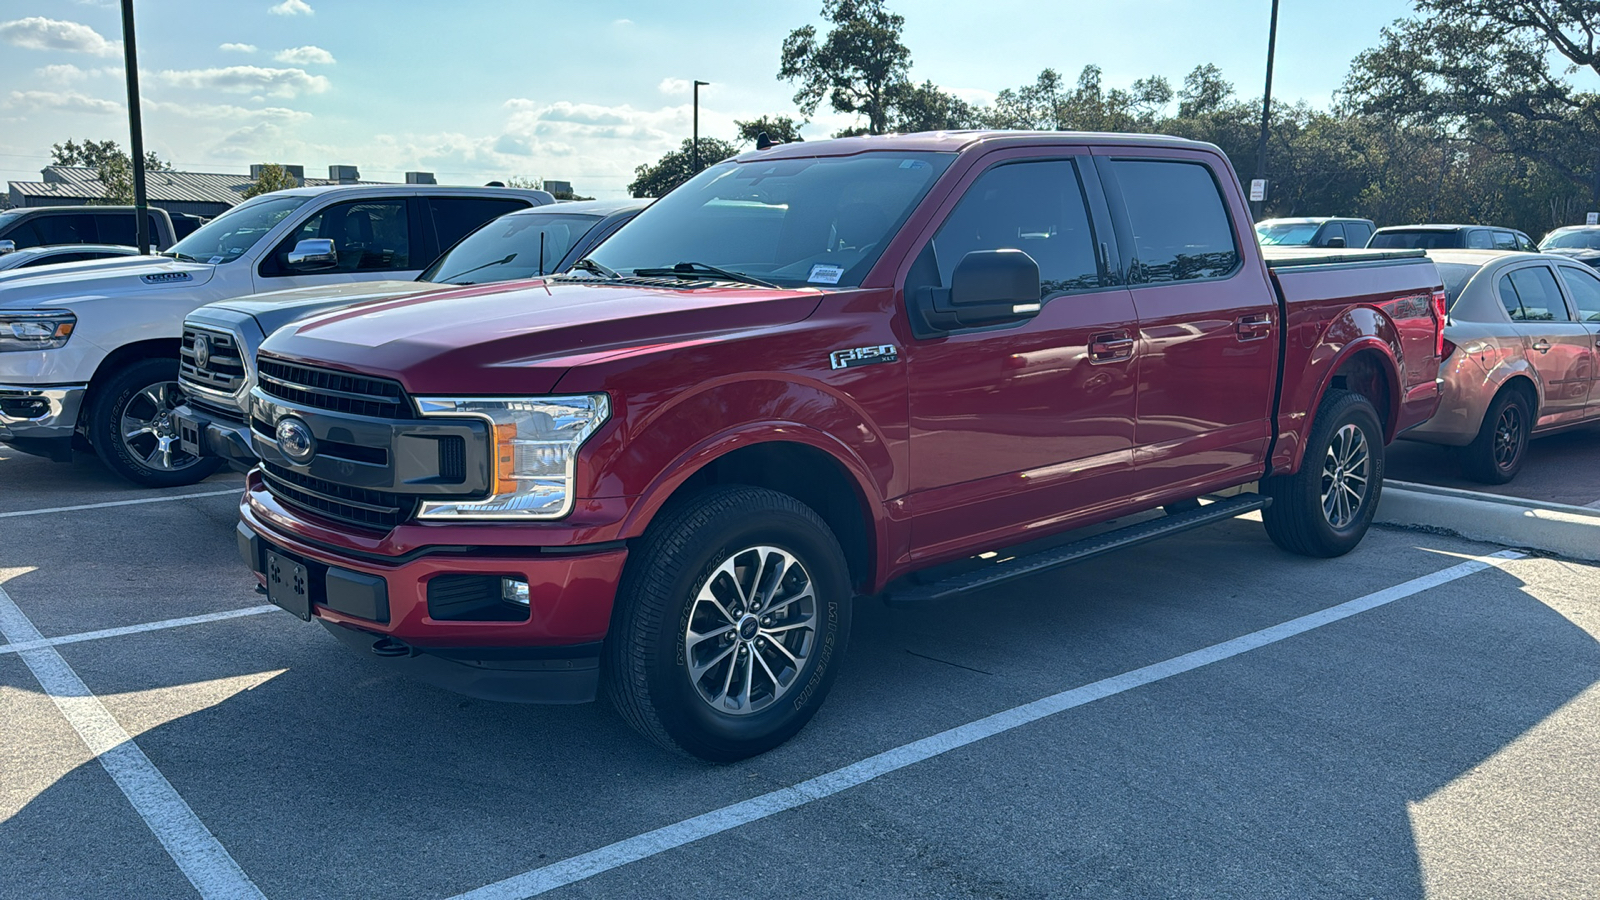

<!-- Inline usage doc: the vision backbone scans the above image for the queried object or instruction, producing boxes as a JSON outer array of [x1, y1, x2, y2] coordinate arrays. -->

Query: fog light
[[501, 577, 530, 606]]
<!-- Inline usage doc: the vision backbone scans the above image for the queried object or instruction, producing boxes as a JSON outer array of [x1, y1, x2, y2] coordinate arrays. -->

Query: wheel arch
[[79, 337, 182, 432]]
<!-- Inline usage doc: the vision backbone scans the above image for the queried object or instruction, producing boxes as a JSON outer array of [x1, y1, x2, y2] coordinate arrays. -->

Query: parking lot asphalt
[[3, 451, 1598, 899], [1387, 424, 1600, 508]]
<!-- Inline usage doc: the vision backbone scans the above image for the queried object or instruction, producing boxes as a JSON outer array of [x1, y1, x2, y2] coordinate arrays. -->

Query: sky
[[0, 0, 1423, 199]]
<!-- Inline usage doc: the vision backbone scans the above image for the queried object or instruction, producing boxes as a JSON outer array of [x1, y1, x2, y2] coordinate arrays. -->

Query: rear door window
[[1109, 159, 1239, 282], [425, 197, 531, 257], [1557, 265, 1600, 322], [32, 214, 98, 245], [1491, 230, 1518, 250], [97, 212, 166, 248], [1500, 266, 1572, 321], [1344, 221, 1374, 247], [1465, 230, 1494, 249]]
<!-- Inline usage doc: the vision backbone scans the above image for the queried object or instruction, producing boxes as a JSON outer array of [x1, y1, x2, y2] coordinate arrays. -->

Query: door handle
[[1235, 313, 1273, 340], [1532, 339, 1551, 354], [1089, 331, 1135, 364]]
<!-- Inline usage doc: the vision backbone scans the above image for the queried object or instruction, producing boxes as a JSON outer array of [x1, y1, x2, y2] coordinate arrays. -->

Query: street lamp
[[120, 0, 150, 254], [1251, 0, 1281, 222], [692, 80, 710, 173]]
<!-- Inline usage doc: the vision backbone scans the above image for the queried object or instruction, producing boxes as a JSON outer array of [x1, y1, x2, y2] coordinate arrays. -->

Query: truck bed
[[1260, 245, 1427, 269]]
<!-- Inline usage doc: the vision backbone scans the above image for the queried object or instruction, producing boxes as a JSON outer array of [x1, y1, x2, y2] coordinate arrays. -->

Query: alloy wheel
[[682, 545, 817, 716], [1493, 404, 1523, 470], [120, 380, 203, 472], [1319, 423, 1370, 529]]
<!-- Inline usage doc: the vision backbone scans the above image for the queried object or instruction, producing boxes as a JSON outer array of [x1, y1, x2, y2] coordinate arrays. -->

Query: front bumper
[[239, 473, 628, 704], [0, 382, 87, 461], [174, 402, 257, 469]]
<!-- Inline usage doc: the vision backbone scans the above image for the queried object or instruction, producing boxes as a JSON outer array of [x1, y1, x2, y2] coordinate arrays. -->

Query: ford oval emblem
[[274, 416, 316, 464], [193, 334, 211, 370]]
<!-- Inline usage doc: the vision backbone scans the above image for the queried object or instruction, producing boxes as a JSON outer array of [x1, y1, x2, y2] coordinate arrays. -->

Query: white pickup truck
[[0, 183, 552, 485]]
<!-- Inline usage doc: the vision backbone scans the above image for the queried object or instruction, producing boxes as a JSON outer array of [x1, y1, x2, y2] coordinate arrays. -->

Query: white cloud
[[219, 42, 257, 54], [658, 78, 689, 96], [156, 66, 331, 98], [34, 63, 89, 83], [613, 18, 633, 26], [5, 89, 120, 115], [273, 45, 334, 65], [268, 0, 314, 16], [944, 85, 997, 107], [0, 17, 120, 56], [146, 99, 312, 122]]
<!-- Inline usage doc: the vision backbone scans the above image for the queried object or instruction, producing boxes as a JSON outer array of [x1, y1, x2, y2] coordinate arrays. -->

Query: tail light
[[1430, 288, 1449, 358], [1440, 337, 1457, 360]]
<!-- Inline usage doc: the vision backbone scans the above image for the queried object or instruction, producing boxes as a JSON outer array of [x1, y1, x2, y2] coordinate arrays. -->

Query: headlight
[[0, 311, 76, 352], [415, 395, 609, 520]]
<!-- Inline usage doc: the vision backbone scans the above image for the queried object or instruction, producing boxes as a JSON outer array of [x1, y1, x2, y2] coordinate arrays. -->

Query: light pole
[[1251, 0, 1281, 222], [692, 80, 710, 173], [120, 0, 150, 254]]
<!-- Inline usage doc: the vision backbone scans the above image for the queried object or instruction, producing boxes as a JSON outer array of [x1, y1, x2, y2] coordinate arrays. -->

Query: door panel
[[1553, 264, 1600, 417], [903, 155, 1138, 559], [1499, 265, 1593, 425], [1099, 155, 1278, 496]]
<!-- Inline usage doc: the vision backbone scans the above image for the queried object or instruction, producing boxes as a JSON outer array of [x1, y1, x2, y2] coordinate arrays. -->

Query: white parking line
[[0, 487, 241, 519], [0, 604, 276, 656], [450, 548, 1527, 900], [0, 584, 266, 900]]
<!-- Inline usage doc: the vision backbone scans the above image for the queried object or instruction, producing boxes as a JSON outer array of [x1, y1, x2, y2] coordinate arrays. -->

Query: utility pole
[[1251, 0, 1281, 222], [120, 0, 151, 254], [692, 80, 710, 173]]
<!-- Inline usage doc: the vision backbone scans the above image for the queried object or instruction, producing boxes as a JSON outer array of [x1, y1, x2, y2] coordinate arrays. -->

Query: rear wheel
[[1261, 389, 1384, 558], [1461, 388, 1531, 484], [606, 485, 852, 762], [89, 357, 223, 488]]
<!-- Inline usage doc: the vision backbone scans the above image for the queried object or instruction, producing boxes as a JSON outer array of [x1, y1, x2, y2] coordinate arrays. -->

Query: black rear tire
[[1461, 388, 1531, 484], [606, 485, 852, 762], [89, 357, 223, 488], [1261, 389, 1384, 558]]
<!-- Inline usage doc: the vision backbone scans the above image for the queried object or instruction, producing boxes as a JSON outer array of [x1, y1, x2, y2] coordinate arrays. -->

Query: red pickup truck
[[236, 131, 1445, 760]]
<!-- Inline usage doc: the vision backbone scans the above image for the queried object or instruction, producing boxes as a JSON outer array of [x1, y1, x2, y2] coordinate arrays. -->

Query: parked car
[[234, 130, 1444, 760], [1255, 217, 1375, 248], [1403, 249, 1600, 482], [175, 197, 651, 476], [0, 183, 554, 484], [1368, 224, 1536, 252], [0, 205, 178, 252], [1537, 225, 1600, 269], [0, 243, 140, 271]]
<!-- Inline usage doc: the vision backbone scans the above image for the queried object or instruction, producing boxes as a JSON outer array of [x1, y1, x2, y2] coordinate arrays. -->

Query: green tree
[[779, 0, 912, 136], [889, 80, 977, 132], [734, 115, 806, 144], [1177, 64, 1233, 118], [242, 163, 300, 199], [628, 137, 739, 198], [51, 138, 169, 205]]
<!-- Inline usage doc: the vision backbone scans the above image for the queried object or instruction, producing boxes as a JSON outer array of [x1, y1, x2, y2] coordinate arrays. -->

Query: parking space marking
[[451, 549, 1527, 900], [0, 604, 276, 657], [0, 584, 267, 900], [0, 487, 241, 519]]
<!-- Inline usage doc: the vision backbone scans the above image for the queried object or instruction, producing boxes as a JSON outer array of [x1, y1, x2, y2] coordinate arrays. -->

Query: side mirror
[[286, 238, 337, 271], [1325, 235, 1347, 248], [912, 249, 1042, 335], [0, 240, 14, 255]]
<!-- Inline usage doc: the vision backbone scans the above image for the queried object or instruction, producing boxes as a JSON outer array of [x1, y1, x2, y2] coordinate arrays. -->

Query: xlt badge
[[829, 344, 898, 370]]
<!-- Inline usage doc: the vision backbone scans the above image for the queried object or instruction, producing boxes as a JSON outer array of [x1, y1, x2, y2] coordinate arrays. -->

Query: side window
[[0, 222, 43, 249], [1492, 230, 1518, 250], [21, 252, 92, 267], [96, 213, 165, 248], [1465, 229, 1494, 249], [426, 198, 530, 254], [923, 159, 1101, 299], [1557, 265, 1600, 322], [33, 214, 98, 245], [1500, 267, 1571, 322], [1346, 222, 1374, 247], [262, 198, 411, 276], [1517, 233, 1538, 252], [1109, 159, 1239, 282]]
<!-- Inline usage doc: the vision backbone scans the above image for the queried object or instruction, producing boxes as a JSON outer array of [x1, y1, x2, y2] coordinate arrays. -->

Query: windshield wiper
[[631, 261, 778, 289], [568, 257, 621, 279], [161, 250, 203, 263], [441, 252, 517, 284]]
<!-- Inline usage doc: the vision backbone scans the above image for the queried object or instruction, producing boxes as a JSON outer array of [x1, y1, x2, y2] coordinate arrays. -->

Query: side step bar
[[885, 494, 1272, 607]]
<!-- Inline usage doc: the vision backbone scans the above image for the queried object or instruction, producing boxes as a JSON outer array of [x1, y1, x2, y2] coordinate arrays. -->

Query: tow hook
[[371, 637, 415, 658]]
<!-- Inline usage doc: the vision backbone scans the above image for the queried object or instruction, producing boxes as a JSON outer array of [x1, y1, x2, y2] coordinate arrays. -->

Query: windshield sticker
[[808, 264, 845, 284], [208, 256, 224, 264], [899, 159, 928, 169]]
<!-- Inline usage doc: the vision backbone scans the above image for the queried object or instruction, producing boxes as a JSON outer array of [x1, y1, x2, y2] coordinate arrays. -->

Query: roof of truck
[[735, 130, 1220, 161]]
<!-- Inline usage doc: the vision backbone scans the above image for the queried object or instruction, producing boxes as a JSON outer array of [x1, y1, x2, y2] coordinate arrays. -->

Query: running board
[[885, 495, 1272, 606]]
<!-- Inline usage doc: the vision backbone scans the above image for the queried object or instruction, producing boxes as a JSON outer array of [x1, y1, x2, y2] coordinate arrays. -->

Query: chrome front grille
[[256, 356, 411, 419], [179, 326, 247, 395]]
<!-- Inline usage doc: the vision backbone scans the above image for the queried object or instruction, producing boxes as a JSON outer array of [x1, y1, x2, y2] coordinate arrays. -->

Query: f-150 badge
[[829, 344, 898, 370]]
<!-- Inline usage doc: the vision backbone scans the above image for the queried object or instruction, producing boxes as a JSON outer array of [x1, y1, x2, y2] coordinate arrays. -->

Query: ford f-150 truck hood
[[209, 279, 443, 336], [0, 255, 215, 309], [261, 278, 826, 396]]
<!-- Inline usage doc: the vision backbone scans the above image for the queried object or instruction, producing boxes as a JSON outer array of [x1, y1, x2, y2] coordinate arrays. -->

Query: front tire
[[606, 485, 852, 762], [89, 357, 223, 488], [1461, 388, 1531, 484], [1261, 389, 1384, 558]]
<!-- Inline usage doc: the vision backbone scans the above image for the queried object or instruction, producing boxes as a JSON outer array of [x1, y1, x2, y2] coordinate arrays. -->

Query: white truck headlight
[[0, 311, 76, 352], [415, 395, 609, 520]]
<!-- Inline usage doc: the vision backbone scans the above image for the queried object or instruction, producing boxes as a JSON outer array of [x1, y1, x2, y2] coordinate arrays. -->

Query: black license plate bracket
[[265, 549, 312, 621]]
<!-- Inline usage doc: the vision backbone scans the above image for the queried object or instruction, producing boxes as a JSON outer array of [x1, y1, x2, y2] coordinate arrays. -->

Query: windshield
[[586, 151, 954, 288], [0, 210, 22, 231], [1369, 230, 1464, 249], [1255, 223, 1321, 246], [421, 212, 604, 284], [167, 194, 310, 264], [1540, 229, 1600, 251], [1434, 262, 1480, 309]]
